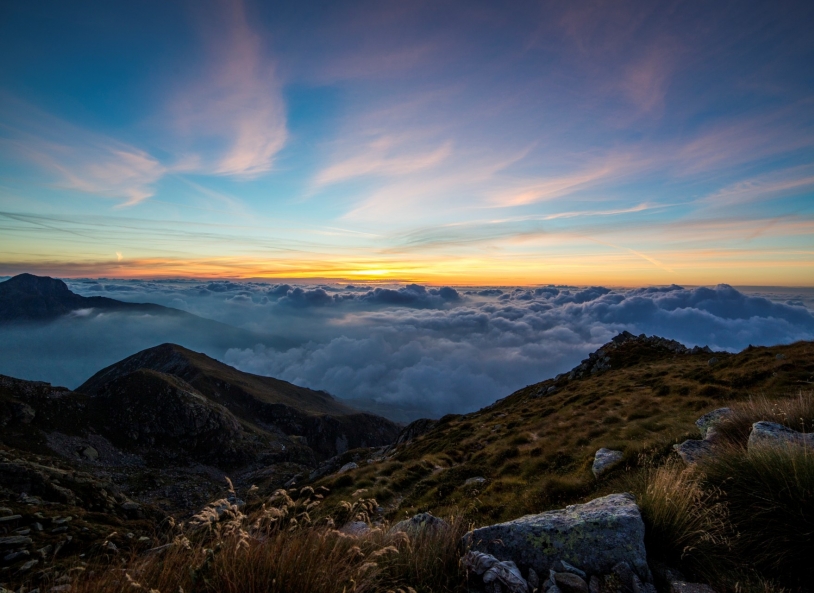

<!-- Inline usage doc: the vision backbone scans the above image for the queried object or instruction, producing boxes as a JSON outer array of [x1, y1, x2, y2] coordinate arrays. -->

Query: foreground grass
[[633, 393, 814, 590], [68, 490, 469, 593]]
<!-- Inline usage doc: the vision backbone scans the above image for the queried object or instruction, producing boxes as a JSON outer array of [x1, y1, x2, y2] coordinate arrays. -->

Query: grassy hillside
[[310, 336, 814, 524]]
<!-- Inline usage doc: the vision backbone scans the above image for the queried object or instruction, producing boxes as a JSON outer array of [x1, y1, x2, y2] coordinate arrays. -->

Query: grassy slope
[[312, 338, 814, 524]]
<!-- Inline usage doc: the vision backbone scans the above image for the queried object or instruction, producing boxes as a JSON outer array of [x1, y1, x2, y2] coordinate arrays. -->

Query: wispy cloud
[[169, 0, 287, 177], [0, 97, 165, 206], [314, 135, 452, 186]]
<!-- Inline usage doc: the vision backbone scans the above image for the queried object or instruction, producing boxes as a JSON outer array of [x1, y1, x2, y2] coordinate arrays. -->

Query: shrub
[[700, 443, 814, 585]]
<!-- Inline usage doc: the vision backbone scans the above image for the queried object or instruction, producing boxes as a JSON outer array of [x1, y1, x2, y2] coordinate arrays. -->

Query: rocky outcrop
[[463, 493, 650, 581], [388, 418, 438, 450], [592, 448, 624, 479], [560, 332, 715, 382], [747, 421, 814, 451]]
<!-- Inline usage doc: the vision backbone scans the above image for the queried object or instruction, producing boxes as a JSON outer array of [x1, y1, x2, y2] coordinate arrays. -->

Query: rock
[[0, 507, 11, 516], [465, 476, 488, 487], [390, 512, 449, 535], [673, 439, 714, 465], [81, 446, 99, 460], [633, 573, 658, 593], [589, 576, 601, 593], [462, 550, 530, 593], [592, 449, 624, 479], [0, 536, 32, 547], [670, 583, 716, 593], [463, 493, 650, 581], [120, 501, 143, 519], [747, 421, 814, 451], [3, 550, 30, 563], [528, 568, 540, 590], [707, 357, 718, 366], [339, 521, 370, 536], [11, 402, 36, 424], [612, 561, 635, 590], [0, 515, 22, 523], [16, 558, 38, 573], [560, 561, 586, 579], [554, 572, 589, 593], [695, 408, 733, 439], [338, 462, 358, 474], [776, 353, 786, 360], [388, 418, 438, 450]]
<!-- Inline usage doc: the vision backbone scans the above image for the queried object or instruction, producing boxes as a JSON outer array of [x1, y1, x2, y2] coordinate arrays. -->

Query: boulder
[[747, 421, 814, 451], [339, 521, 370, 536], [592, 449, 624, 479], [673, 439, 714, 465], [462, 550, 530, 593], [390, 512, 449, 536], [338, 462, 358, 474], [463, 493, 650, 581], [694, 408, 732, 439], [465, 476, 488, 487], [81, 446, 99, 461]]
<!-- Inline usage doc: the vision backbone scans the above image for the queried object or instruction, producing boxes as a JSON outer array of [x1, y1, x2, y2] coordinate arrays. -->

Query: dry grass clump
[[70, 483, 468, 593], [700, 443, 814, 585], [628, 459, 729, 576], [633, 393, 814, 588]]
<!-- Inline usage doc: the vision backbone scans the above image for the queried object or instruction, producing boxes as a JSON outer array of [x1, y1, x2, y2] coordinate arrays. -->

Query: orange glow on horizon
[[2, 250, 813, 287]]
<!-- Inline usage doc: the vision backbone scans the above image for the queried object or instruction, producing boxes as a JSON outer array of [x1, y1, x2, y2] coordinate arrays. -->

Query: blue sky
[[1, 0, 813, 285]]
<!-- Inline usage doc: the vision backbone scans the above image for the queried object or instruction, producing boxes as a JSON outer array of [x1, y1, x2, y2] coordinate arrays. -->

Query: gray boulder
[[747, 421, 814, 451], [673, 439, 714, 465], [695, 408, 732, 439], [390, 512, 449, 536], [462, 493, 650, 581], [338, 461, 358, 473], [592, 449, 624, 479]]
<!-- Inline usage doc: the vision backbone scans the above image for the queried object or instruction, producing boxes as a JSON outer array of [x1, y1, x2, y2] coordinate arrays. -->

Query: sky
[[1, 0, 813, 286]]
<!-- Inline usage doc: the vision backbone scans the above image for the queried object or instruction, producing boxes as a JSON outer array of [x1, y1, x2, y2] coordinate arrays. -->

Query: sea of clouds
[[54, 279, 814, 419]]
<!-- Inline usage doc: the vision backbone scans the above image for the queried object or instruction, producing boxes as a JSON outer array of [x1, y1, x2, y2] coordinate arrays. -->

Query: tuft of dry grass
[[700, 442, 814, 586], [628, 459, 729, 577], [69, 486, 469, 593], [713, 392, 814, 448]]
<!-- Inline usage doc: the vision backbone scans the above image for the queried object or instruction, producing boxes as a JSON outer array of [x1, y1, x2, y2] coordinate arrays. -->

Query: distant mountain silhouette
[[0, 273, 173, 323]]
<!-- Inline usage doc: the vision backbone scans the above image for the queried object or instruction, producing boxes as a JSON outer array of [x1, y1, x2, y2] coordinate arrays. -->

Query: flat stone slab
[[463, 493, 649, 580]]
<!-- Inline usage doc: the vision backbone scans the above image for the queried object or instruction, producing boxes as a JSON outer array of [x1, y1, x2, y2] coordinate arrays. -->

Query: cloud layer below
[[53, 279, 814, 418]]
